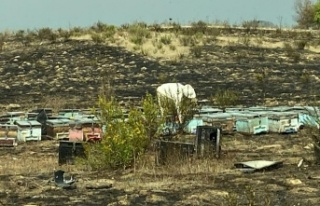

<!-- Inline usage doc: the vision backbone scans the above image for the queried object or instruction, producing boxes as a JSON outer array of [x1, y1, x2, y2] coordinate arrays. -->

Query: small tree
[[83, 93, 162, 171], [314, 0, 320, 27], [294, 0, 316, 29], [141, 93, 162, 140]]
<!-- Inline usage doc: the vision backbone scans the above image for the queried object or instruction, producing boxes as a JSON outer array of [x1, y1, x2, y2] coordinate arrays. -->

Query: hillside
[[1, 23, 320, 110]]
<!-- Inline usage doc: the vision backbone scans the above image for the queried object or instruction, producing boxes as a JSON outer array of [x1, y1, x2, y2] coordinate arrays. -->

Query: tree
[[83, 93, 162, 171], [294, 0, 316, 29], [314, 0, 320, 26]]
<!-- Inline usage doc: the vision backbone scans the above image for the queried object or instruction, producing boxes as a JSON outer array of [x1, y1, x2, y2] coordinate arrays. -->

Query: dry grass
[[66, 29, 320, 63], [0, 132, 318, 205]]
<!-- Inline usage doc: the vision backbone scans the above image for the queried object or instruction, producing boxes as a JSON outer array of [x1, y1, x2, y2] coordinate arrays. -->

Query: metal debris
[[234, 160, 283, 173]]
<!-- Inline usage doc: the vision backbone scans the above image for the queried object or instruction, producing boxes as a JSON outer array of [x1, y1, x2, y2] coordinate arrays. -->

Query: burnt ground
[[1, 30, 320, 110], [0, 132, 318, 205]]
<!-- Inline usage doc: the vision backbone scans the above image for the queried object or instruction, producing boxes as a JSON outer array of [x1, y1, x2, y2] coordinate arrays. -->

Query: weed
[[204, 36, 217, 44], [156, 43, 163, 50], [0, 34, 5, 52], [130, 35, 145, 45], [177, 52, 185, 59], [169, 44, 176, 51], [153, 48, 158, 54], [69, 27, 85, 37], [223, 193, 240, 206], [238, 34, 251, 47], [254, 67, 269, 105], [157, 72, 168, 83], [294, 40, 308, 50], [283, 42, 301, 62], [141, 47, 149, 56], [160, 35, 172, 45], [179, 36, 196, 46], [14, 30, 25, 41], [133, 45, 141, 51], [57, 28, 71, 40], [128, 23, 151, 45], [151, 39, 158, 46], [191, 20, 208, 34], [37, 27, 57, 41], [211, 89, 239, 111], [190, 45, 203, 57], [242, 19, 259, 32], [91, 33, 105, 44], [90, 21, 116, 34]]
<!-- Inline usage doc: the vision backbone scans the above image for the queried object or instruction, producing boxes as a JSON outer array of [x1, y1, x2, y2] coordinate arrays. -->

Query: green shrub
[[84, 96, 147, 170], [238, 34, 251, 47], [190, 45, 203, 57], [170, 22, 182, 33], [179, 36, 195, 46], [90, 22, 117, 39], [83, 94, 162, 170], [15, 30, 25, 41], [130, 35, 145, 45], [169, 45, 176, 51], [69, 27, 85, 36], [37, 27, 57, 41], [57, 28, 71, 40], [283, 42, 301, 62], [0, 34, 5, 52], [242, 19, 259, 32], [128, 23, 151, 45], [294, 40, 308, 50], [91, 33, 105, 44], [141, 93, 162, 139], [211, 89, 239, 111], [190, 20, 208, 34], [91, 21, 108, 32], [160, 35, 172, 45]]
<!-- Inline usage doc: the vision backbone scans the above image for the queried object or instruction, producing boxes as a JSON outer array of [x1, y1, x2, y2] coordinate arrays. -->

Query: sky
[[0, 0, 305, 32]]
